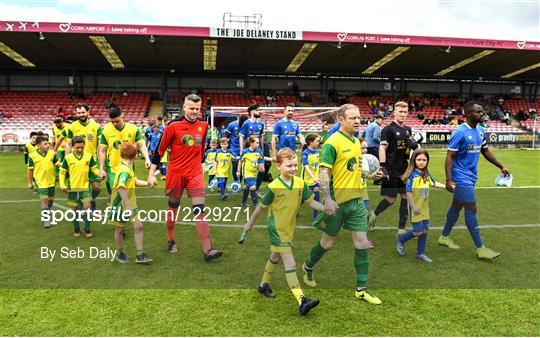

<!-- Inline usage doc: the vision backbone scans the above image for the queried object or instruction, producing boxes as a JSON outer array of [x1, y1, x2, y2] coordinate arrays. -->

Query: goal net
[[209, 106, 340, 141]]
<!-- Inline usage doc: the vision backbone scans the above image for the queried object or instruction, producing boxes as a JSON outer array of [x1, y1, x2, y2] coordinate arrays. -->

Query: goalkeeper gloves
[[379, 162, 390, 180]]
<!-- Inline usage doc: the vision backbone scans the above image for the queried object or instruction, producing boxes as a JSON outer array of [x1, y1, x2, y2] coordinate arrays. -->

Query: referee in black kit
[[368, 101, 419, 235]]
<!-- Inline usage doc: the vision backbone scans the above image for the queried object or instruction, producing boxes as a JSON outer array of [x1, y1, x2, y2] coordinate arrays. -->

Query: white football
[[361, 154, 380, 178]]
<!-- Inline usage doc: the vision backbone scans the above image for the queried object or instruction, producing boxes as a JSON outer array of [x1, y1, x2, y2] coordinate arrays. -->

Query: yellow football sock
[[285, 269, 304, 304], [261, 259, 279, 285]]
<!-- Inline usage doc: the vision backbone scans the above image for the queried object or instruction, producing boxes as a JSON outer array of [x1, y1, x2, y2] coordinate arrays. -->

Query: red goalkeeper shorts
[[165, 173, 205, 199]]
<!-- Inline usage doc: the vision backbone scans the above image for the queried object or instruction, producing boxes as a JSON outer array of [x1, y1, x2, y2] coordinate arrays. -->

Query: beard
[[253, 114, 261, 118]]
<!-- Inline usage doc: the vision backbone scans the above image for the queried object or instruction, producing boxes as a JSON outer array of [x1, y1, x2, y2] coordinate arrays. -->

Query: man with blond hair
[[369, 101, 419, 235]]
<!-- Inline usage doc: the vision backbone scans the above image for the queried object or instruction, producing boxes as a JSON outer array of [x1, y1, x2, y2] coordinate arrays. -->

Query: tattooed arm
[[319, 166, 338, 215]]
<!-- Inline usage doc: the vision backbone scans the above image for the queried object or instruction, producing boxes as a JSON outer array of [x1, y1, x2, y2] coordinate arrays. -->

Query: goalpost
[[209, 106, 340, 141]]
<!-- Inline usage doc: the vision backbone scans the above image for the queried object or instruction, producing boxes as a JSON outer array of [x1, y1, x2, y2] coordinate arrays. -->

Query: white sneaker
[[397, 229, 407, 236]]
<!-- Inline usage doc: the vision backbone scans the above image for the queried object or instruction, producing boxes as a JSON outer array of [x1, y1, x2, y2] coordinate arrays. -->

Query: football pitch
[[1, 149, 539, 336]]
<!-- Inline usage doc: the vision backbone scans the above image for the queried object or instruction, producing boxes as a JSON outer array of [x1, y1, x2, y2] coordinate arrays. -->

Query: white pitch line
[[2, 186, 540, 204]]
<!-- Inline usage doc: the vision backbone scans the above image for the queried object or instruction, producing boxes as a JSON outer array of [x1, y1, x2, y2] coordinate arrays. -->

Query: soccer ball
[[208, 178, 218, 191], [361, 154, 380, 178], [227, 181, 242, 193], [204, 162, 215, 173]]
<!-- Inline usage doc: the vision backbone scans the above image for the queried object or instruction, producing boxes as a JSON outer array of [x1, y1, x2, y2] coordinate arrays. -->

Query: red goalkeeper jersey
[[158, 117, 208, 177]]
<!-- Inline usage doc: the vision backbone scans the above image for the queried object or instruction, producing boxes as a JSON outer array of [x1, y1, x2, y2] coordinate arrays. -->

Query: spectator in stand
[[450, 116, 459, 126], [440, 115, 450, 125], [501, 111, 511, 125], [480, 115, 489, 128], [529, 108, 537, 120], [416, 112, 425, 121], [517, 110, 528, 122]]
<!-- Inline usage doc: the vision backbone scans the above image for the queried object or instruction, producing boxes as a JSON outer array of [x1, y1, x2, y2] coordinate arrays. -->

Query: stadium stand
[[165, 92, 530, 133], [0, 90, 534, 135], [0, 91, 151, 131]]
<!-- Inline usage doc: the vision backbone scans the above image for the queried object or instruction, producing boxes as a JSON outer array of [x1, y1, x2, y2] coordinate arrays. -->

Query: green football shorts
[[313, 198, 367, 236]]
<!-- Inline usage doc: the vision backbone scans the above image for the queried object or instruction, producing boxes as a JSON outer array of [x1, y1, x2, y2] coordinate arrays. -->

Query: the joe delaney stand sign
[[424, 131, 538, 144], [210, 27, 302, 40]]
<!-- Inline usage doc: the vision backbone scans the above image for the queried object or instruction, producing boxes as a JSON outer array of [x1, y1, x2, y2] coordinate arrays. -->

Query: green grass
[[1, 149, 540, 336]]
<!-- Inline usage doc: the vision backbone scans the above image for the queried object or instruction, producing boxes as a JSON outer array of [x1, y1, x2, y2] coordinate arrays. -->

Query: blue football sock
[[465, 210, 483, 248], [242, 189, 249, 204], [249, 190, 258, 205], [232, 161, 239, 181], [312, 191, 320, 219], [399, 230, 415, 243], [442, 206, 460, 237], [256, 172, 264, 190], [218, 182, 226, 197], [417, 233, 427, 255]]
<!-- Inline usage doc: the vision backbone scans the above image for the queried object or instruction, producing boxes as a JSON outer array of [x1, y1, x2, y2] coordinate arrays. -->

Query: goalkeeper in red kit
[[148, 94, 222, 261]]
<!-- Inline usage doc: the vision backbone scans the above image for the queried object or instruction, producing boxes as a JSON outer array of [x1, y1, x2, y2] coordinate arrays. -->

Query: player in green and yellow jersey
[[24, 131, 39, 165], [359, 138, 370, 216], [108, 143, 152, 264], [52, 115, 70, 176], [59, 136, 100, 237], [27, 136, 59, 228], [52, 115, 70, 162], [243, 148, 328, 315], [55, 104, 103, 209], [302, 104, 383, 305], [99, 107, 151, 196]]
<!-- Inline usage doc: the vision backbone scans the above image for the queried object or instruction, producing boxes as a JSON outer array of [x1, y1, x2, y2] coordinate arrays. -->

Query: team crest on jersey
[[346, 157, 357, 171], [468, 135, 473, 140], [113, 140, 122, 149], [396, 132, 400, 136], [182, 134, 195, 146], [419, 188, 429, 199]]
